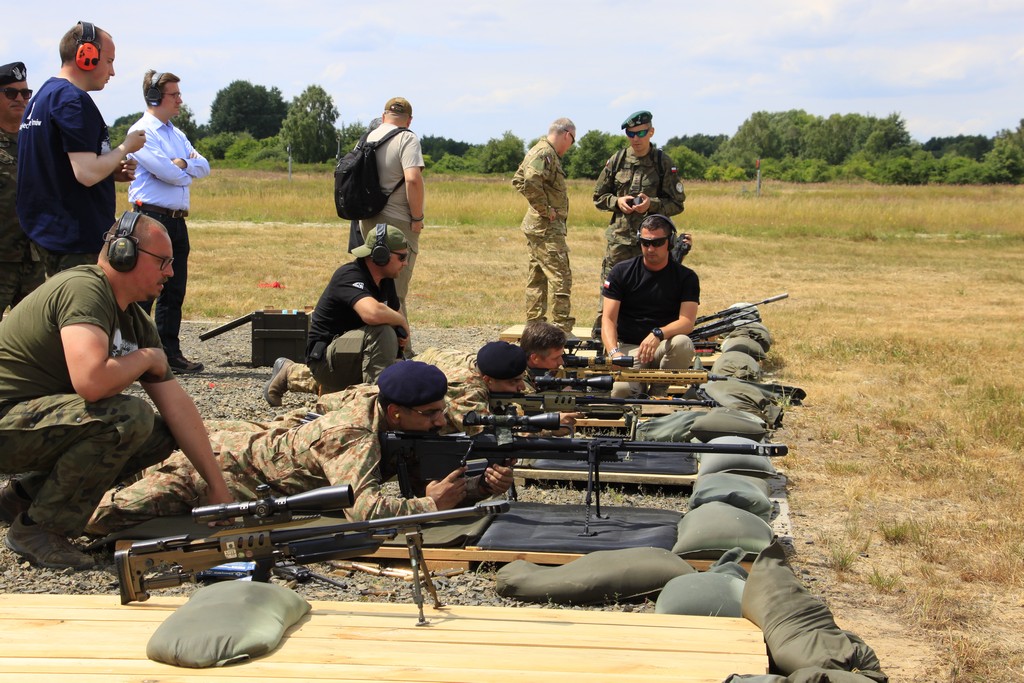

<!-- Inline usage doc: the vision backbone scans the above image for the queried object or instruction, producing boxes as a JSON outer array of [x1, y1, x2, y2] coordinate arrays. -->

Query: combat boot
[[4, 514, 95, 570], [0, 480, 32, 525], [263, 357, 294, 407]]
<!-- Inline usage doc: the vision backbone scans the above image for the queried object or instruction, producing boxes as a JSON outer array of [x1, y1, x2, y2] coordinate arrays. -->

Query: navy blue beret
[[476, 341, 527, 380], [377, 361, 448, 407]]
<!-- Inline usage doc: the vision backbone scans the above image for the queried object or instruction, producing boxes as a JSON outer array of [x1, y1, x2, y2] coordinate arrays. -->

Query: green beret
[[621, 110, 652, 129], [377, 361, 447, 407], [477, 341, 527, 380]]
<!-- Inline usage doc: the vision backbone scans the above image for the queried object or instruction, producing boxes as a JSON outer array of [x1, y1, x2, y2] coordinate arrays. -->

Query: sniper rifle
[[115, 483, 509, 625], [385, 428, 787, 536]]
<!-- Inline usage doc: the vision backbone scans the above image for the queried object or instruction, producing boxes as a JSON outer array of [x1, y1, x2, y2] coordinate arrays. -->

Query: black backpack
[[333, 126, 408, 220]]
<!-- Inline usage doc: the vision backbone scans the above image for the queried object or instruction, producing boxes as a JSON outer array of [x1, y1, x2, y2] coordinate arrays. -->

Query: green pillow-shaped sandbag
[[742, 541, 885, 676], [690, 472, 773, 522], [697, 451, 777, 478], [671, 502, 774, 560], [495, 547, 695, 605], [787, 669, 890, 683], [689, 407, 768, 442], [727, 321, 773, 352], [702, 377, 784, 427], [721, 335, 768, 361], [634, 409, 705, 442], [147, 581, 310, 668], [654, 547, 750, 619], [712, 350, 763, 381]]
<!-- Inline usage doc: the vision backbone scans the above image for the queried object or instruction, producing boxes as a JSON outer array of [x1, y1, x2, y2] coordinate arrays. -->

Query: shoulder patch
[[670, 167, 678, 174]]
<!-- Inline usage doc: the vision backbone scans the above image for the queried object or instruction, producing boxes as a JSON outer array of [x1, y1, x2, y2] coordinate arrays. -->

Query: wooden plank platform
[[0, 593, 767, 682], [500, 324, 595, 343]]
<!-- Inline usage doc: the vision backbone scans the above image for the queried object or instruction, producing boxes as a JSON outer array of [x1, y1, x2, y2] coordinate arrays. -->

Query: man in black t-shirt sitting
[[599, 214, 699, 398], [264, 224, 411, 406]]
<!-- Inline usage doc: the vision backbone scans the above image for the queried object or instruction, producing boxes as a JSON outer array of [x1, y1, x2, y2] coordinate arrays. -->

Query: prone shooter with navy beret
[[591, 110, 687, 333]]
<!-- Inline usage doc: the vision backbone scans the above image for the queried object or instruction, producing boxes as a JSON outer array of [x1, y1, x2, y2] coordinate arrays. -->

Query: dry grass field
[[122, 172, 1024, 682]]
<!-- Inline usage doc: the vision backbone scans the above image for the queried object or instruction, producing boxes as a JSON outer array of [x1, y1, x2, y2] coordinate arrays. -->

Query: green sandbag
[[721, 335, 768, 361], [712, 350, 763, 381], [655, 547, 749, 617], [495, 546, 695, 605], [671, 502, 774, 560], [147, 581, 310, 668], [689, 407, 768, 442], [690, 472, 773, 522], [741, 541, 885, 676], [701, 378, 784, 427], [634, 409, 705, 442], [726, 321, 773, 352]]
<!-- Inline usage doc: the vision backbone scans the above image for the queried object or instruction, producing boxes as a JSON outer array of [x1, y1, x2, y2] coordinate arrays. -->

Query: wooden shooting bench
[[0, 593, 767, 682]]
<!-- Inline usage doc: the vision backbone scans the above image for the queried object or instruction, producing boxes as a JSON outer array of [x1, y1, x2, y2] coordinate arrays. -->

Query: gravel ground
[[0, 321, 789, 613]]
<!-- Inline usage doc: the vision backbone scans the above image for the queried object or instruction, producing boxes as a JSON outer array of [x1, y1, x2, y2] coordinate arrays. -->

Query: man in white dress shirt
[[127, 70, 210, 374]]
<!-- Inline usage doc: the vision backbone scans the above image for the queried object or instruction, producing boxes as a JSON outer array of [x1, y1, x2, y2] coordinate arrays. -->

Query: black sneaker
[[168, 355, 204, 374]]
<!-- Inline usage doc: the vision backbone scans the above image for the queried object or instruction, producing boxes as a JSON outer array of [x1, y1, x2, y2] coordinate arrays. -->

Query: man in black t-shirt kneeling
[[264, 224, 411, 406], [599, 214, 699, 398]]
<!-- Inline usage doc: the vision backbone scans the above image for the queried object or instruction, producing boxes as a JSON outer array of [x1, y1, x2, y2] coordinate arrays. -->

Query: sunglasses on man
[[625, 128, 651, 139], [1, 88, 32, 101], [638, 236, 669, 248]]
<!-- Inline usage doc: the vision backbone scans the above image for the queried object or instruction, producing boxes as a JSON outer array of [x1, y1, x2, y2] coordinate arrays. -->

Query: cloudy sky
[[5, 1, 1022, 144]]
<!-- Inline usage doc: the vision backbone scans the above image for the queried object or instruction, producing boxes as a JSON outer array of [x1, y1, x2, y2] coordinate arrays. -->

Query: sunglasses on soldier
[[1, 87, 32, 100], [625, 128, 651, 139]]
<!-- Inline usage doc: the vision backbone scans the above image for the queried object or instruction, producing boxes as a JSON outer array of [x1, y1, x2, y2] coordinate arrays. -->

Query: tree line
[[110, 80, 1024, 185]]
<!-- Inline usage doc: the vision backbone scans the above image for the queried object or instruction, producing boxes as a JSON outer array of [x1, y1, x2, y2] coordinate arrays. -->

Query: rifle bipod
[[405, 528, 444, 626]]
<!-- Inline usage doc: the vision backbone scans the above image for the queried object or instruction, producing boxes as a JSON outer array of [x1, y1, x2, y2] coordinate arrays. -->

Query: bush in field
[[279, 85, 339, 164]]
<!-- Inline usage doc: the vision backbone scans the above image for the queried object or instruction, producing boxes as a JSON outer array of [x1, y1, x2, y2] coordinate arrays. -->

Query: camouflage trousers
[[286, 325, 400, 396], [610, 335, 696, 399], [524, 228, 574, 333], [0, 393, 175, 535], [32, 243, 98, 278], [0, 258, 45, 316]]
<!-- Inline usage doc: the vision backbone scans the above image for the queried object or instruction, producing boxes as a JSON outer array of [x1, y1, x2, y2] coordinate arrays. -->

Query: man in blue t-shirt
[[600, 214, 700, 398], [16, 22, 146, 275]]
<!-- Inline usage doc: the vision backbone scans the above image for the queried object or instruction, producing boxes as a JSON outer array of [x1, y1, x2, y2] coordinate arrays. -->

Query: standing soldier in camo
[[512, 117, 576, 334], [591, 110, 686, 335], [0, 62, 44, 317]]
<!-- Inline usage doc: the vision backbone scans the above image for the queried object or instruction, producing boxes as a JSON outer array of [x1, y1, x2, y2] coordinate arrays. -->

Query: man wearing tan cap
[[358, 97, 425, 353]]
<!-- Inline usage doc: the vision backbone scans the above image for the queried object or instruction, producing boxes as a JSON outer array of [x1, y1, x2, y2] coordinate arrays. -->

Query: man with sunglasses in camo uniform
[[591, 111, 687, 336], [0, 62, 43, 316]]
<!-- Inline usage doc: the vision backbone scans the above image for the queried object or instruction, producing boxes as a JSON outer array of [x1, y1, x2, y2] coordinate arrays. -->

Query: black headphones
[[107, 211, 142, 272], [145, 71, 165, 107], [637, 213, 677, 241], [370, 223, 392, 266], [75, 21, 100, 71]]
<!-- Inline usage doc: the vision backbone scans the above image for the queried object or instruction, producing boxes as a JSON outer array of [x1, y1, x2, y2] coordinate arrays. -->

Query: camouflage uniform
[[512, 139, 574, 333], [0, 128, 43, 314], [592, 143, 685, 286], [0, 267, 174, 536], [415, 347, 488, 432], [86, 383, 475, 535]]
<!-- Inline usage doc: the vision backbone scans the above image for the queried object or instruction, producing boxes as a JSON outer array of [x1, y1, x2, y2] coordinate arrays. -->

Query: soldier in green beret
[[591, 110, 687, 335], [512, 118, 577, 334], [0, 61, 43, 316]]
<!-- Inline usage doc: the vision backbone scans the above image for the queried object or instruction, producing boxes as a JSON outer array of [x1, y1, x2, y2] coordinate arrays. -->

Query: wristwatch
[[651, 327, 665, 341]]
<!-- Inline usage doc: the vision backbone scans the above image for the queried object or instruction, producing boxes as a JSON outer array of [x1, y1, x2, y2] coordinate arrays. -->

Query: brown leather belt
[[134, 203, 189, 219]]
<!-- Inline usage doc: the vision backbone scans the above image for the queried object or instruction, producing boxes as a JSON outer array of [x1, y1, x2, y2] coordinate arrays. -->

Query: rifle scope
[[463, 411, 562, 431], [534, 374, 616, 392], [561, 354, 634, 369], [191, 484, 355, 524]]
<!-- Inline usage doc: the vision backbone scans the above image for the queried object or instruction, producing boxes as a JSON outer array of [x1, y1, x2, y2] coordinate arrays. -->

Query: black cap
[[377, 361, 448, 407], [0, 62, 27, 87], [476, 341, 528, 380], [621, 110, 652, 129]]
